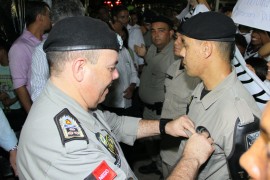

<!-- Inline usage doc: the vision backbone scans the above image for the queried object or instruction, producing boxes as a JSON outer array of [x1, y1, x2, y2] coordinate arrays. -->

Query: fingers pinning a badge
[[196, 126, 211, 138], [184, 129, 193, 138]]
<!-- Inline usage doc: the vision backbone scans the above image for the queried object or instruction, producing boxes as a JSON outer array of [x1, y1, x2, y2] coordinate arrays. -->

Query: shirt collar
[[192, 68, 237, 110]]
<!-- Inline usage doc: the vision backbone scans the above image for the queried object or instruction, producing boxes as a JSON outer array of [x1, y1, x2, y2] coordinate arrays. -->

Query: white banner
[[231, 0, 270, 32], [233, 47, 270, 110]]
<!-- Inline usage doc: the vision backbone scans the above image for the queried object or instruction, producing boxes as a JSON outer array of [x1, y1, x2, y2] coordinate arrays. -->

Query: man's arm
[[15, 86, 32, 113], [167, 133, 215, 180], [136, 115, 196, 139], [0, 109, 18, 176]]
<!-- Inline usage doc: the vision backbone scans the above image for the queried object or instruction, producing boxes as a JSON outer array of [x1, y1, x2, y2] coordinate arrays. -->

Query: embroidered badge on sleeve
[[54, 108, 89, 145], [96, 129, 121, 167], [84, 160, 117, 180]]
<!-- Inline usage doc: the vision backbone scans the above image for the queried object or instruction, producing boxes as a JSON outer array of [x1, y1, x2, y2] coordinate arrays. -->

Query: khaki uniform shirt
[[160, 60, 200, 166], [139, 40, 177, 104], [17, 80, 140, 180], [178, 69, 261, 180]]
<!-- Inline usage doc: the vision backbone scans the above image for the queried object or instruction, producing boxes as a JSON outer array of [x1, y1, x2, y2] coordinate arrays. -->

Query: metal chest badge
[[54, 108, 88, 145], [245, 131, 260, 149]]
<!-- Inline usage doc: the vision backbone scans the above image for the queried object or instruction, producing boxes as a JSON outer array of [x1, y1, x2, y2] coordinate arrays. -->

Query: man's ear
[[72, 58, 87, 82], [169, 29, 175, 39], [201, 41, 212, 59], [36, 14, 43, 23]]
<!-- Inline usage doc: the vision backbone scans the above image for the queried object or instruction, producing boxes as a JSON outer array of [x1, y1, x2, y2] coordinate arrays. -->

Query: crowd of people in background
[[1, 0, 270, 179]]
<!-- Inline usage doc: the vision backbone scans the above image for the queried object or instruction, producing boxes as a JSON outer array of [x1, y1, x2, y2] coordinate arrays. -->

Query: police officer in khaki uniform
[[16, 16, 198, 180], [160, 31, 201, 178], [138, 16, 178, 174], [177, 12, 261, 179]]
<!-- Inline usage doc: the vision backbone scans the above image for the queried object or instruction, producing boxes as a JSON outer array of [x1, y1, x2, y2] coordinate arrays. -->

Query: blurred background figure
[[8, 1, 51, 113], [0, 40, 26, 133], [246, 57, 268, 82], [244, 29, 270, 60], [235, 33, 248, 57], [0, 108, 18, 178]]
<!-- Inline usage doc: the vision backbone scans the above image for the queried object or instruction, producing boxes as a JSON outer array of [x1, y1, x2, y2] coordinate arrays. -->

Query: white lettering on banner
[[232, 0, 270, 31], [246, 0, 270, 7], [233, 7, 256, 18], [99, 169, 109, 180], [262, 12, 270, 21]]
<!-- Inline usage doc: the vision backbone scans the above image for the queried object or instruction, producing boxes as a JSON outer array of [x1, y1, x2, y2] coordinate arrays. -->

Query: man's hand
[[0, 92, 8, 101], [182, 133, 215, 166], [123, 83, 136, 99], [165, 115, 196, 137], [167, 133, 215, 179], [10, 149, 18, 176], [134, 44, 146, 57]]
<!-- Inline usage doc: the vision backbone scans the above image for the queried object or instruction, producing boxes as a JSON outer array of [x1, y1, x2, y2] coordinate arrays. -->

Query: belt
[[144, 102, 163, 115]]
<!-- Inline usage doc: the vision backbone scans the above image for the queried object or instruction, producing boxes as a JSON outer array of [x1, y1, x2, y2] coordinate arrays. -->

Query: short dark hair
[[246, 57, 268, 81], [25, 1, 50, 27], [0, 39, 9, 51], [235, 33, 247, 50], [111, 5, 128, 18], [51, 0, 85, 24], [214, 41, 235, 61]]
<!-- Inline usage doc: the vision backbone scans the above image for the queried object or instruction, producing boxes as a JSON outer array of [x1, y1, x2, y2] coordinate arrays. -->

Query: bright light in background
[[104, 0, 122, 7]]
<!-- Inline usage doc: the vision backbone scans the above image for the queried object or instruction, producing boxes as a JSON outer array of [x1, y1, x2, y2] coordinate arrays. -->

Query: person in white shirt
[[112, 5, 145, 74], [102, 21, 139, 115], [30, 0, 85, 102]]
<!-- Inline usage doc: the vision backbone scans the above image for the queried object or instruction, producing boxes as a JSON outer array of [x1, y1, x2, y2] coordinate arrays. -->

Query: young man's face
[[240, 103, 270, 180], [41, 6, 52, 31], [251, 30, 264, 46], [151, 22, 173, 51], [180, 35, 203, 77], [174, 32, 183, 57], [115, 10, 129, 27]]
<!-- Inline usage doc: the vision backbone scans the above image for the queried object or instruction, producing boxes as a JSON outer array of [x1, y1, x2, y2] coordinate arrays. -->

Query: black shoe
[[138, 161, 161, 174]]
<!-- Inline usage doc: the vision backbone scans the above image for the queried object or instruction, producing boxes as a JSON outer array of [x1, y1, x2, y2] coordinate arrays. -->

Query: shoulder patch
[[54, 108, 88, 146], [84, 160, 117, 180], [235, 97, 254, 125]]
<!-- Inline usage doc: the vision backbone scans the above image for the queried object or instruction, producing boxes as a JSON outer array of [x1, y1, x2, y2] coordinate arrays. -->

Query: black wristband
[[159, 119, 172, 135]]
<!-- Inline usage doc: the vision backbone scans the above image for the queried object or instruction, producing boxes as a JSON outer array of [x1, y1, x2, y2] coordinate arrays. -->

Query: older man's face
[[240, 103, 270, 179], [82, 49, 119, 108]]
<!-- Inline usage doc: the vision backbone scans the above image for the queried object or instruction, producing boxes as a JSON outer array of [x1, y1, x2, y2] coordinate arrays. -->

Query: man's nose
[[113, 69, 119, 80]]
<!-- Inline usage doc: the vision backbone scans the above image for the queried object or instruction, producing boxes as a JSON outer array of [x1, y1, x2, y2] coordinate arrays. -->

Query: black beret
[[178, 11, 236, 42], [151, 15, 174, 29], [43, 16, 119, 52]]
